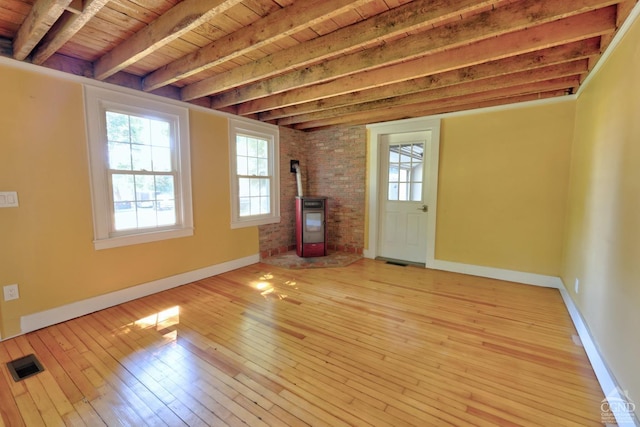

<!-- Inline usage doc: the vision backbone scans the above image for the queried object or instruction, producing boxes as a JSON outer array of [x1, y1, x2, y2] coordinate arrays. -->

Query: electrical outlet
[[0, 191, 19, 208], [574, 278, 580, 294], [3, 284, 19, 301]]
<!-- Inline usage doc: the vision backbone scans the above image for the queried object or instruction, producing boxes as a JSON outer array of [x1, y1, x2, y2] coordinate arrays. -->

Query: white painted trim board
[[559, 284, 640, 426], [18, 254, 259, 337], [430, 259, 563, 288]]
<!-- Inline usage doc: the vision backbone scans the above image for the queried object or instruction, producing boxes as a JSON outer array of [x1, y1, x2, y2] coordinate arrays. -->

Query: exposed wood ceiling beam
[[65, 0, 82, 14], [411, 90, 569, 121], [93, 0, 244, 80], [599, 0, 637, 52], [180, 0, 498, 101], [296, 78, 578, 130], [37, 52, 182, 102], [281, 61, 588, 127], [207, 0, 618, 110], [13, 0, 72, 61], [2, 0, 634, 131], [264, 39, 601, 123], [141, 0, 372, 92], [31, 0, 110, 65], [237, 7, 616, 116], [308, 90, 568, 131]]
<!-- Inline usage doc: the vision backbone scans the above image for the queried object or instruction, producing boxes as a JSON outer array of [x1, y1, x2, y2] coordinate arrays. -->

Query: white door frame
[[366, 117, 441, 268]]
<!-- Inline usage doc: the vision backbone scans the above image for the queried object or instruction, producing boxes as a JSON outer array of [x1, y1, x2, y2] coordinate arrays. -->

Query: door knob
[[417, 205, 428, 212]]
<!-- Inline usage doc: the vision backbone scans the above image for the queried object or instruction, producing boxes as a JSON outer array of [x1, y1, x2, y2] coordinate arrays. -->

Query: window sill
[[94, 227, 194, 250], [231, 216, 281, 229]]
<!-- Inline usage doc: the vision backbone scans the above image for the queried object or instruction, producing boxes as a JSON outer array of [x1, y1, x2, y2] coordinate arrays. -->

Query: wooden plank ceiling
[[0, 0, 637, 131]]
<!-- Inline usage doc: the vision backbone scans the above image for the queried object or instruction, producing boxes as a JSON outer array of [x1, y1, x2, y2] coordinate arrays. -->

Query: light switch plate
[[0, 192, 19, 208]]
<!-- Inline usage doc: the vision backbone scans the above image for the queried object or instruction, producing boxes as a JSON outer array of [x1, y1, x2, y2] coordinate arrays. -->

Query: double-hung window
[[229, 119, 280, 228], [85, 85, 193, 250]]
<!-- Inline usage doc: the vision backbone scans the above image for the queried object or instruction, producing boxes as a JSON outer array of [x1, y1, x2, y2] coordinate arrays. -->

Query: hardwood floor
[[0, 259, 605, 426]]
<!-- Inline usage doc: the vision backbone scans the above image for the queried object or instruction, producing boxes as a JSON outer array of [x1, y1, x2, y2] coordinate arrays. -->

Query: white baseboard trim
[[19, 253, 260, 335], [363, 252, 562, 288], [558, 284, 640, 427], [429, 259, 563, 288]]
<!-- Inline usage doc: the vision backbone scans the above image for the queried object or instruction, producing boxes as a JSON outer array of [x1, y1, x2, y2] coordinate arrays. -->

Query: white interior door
[[378, 131, 431, 263]]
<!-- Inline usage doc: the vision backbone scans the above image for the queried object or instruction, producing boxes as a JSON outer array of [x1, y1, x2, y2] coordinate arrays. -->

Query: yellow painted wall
[[435, 101, 575, 275], [562, 13, 640, 411], [0, 63, 258, 338]]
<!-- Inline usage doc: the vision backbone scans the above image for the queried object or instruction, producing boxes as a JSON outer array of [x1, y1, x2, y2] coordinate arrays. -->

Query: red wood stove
[[295, 196, 327, 257]]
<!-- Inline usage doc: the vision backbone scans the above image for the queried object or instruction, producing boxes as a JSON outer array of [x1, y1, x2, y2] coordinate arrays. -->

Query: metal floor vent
[[7, 354, 45, 382], [386, 260, 408, 267]]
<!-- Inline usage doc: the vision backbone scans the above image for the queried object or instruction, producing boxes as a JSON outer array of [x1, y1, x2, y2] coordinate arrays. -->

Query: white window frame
[[229, 118, 280, 228], [84, 85, 193, 250]]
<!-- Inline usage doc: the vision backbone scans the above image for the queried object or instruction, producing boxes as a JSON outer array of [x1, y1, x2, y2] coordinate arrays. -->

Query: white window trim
[[229, 118, 280, 228], [84, 85, 193, 250]]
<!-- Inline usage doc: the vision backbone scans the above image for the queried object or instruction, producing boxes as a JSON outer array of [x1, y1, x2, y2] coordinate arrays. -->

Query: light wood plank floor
[[0, 259, 605, 426]]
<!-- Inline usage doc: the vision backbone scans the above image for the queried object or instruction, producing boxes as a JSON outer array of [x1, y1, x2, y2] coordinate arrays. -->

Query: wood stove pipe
[[291, 160, 303, 197]]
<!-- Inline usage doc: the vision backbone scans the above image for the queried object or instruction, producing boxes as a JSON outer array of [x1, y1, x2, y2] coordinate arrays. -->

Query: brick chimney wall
[[258, 125, 366, 258], [305, 125, 366, 254]]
